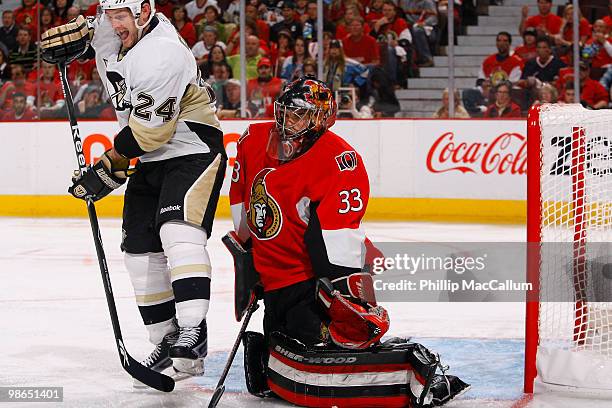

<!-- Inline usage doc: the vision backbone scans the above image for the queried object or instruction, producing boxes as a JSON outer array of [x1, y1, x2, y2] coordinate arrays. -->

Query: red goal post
[[525, 104, 612, 394]]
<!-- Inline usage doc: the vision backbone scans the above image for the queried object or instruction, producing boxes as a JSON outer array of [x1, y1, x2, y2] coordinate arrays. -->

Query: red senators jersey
[[480, 54, 524, 83], [230, 122, 369, 291]]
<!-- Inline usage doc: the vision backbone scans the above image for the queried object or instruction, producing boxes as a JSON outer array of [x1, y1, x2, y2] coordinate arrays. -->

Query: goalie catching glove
[[317, 273, 390, 349], [41, 15, 92, 64], [69, 149, 133, 201]]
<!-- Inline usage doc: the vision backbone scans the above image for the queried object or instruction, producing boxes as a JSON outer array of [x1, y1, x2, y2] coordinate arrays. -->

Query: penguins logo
[[247, 169, 282, 240], [106, 70, 129, 111]]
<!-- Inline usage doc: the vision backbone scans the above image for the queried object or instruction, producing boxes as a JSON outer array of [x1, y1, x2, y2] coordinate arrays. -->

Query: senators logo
[[247, 169, 283, 240], [335, 151, 358, 171]]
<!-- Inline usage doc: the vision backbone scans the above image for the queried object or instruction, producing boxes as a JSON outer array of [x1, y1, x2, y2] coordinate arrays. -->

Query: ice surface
[[0, 218, 606, 407]]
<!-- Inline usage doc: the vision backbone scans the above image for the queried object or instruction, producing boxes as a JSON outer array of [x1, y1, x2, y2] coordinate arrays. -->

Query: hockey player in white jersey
[[40, 0, 226, 382]]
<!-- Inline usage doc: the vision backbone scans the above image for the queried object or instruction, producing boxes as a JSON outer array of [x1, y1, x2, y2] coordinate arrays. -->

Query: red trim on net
[[269, 350, 412, 375], [571, 126, 588, 345], [524, 104, 542, 393], [267, 381, 411, 408]]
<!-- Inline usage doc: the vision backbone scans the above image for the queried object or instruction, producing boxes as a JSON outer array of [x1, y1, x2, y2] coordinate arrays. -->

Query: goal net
[[526, 104, 612, 394]]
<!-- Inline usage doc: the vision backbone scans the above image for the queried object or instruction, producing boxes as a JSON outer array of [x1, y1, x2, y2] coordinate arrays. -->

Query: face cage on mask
[[274, 101, 324, 141]]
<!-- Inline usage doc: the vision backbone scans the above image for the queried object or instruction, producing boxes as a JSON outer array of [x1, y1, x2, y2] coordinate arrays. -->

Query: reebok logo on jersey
[[160, 205, 181, 214], [335, 151, 358, 171]]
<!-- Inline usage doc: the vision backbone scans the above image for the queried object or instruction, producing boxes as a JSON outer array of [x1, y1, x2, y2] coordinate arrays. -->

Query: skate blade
[[171, 357, 205, 377]]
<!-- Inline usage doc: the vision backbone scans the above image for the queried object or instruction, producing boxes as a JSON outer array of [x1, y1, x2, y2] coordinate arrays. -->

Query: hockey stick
[[207, 298, 259, 408], [57, 61, 175, 392]]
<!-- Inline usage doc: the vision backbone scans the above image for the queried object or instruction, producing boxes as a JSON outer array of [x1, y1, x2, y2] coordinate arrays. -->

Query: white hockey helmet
[[100, 0, 156, 31]]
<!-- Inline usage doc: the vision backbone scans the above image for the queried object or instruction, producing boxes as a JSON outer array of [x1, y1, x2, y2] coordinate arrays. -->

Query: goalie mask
[[268, 77, 337, 162]]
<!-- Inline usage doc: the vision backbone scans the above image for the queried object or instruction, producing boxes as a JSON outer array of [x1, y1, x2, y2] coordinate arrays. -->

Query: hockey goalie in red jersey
[[227, 77, 469, 407]]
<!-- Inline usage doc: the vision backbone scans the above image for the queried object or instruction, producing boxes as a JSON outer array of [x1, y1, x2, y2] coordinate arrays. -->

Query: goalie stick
[[57, 61, 175, 393]]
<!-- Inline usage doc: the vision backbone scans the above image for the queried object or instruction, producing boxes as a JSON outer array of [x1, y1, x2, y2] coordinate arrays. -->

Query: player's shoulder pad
[[318, 130, 364, 174], [242, 121, 275, 146]]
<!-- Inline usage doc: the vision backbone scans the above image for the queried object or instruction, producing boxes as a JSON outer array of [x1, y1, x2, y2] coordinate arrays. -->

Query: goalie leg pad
[[243, 331, 270, 397], [429, 375, 471, 407], [267, 333, 430, 408]]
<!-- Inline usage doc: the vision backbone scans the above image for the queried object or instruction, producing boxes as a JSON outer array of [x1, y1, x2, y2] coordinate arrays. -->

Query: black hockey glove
[[69, 150, 129, 201], [40, 15, 93, 65]]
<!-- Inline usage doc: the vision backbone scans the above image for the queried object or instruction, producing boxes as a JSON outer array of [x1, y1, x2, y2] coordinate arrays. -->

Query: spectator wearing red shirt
[[172, 5, 197, 47], [555, 4, 591, 49], [68, 58, 96, 85], [245, 3, 269, 43], [37, 62, 62, 101], [336, 6, 371, 39], [246, 57, 283, 118], [342, 17, 380, 65], [604, 1, 612, 32], [514, 27, 538, 62], [39, 8, 55, 41], [0, 64, 36, 111], [372, 0, 410, 39], [479, 31, 524, 85], [519, 0, 562, 37], [485, 81, 522, 118], [13, 0, 43, 38], [585, 19, 612, 69], [155, 0, 175, 20], [366, 0, 384, 25], [51, 0, 71, 25], [84, 1, 99, 17], [1, 92, 37, 120], [579, 62, 608, 109], [37, 61, 66, 118]]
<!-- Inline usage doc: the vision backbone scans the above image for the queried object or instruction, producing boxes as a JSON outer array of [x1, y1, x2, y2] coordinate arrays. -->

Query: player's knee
[[159, 222, 210, 271], [124, 252, 169, 290]]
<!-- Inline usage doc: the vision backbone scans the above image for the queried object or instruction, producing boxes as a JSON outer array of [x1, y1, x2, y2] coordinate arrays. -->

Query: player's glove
[[41, 15, 92, 64], [69, 149, 131, 201], [317, 275, 390, 349]]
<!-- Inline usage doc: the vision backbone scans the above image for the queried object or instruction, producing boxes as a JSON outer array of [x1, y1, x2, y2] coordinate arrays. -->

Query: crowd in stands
[[443, 0, 612, 119], [1, 0, 609, 121], [0, 0, 485, 120]]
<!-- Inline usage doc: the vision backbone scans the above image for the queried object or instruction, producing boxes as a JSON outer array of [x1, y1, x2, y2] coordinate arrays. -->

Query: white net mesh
[[536, 104, 612, 390]]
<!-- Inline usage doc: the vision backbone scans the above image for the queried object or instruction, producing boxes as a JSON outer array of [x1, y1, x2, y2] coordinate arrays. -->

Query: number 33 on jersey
[[229, 122, 370, 291]]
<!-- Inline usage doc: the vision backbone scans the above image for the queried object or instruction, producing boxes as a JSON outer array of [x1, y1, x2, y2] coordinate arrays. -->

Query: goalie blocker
[[243, 331, 470, 408]]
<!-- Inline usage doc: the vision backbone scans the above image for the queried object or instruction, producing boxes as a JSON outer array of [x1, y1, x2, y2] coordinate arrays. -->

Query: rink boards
[[0, 119, 527, 222]]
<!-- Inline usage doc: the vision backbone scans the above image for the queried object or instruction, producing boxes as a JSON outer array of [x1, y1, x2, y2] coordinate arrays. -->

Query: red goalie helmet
[[269, 77, 337, 162]]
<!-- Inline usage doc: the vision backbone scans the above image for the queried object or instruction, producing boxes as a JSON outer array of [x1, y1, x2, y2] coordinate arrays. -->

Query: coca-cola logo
[[426, 132, 527, 175]]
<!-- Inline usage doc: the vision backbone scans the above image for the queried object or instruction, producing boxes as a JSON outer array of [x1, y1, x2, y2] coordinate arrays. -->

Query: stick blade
[[125, 353, 175, 392], [208, 385, 225, 408]]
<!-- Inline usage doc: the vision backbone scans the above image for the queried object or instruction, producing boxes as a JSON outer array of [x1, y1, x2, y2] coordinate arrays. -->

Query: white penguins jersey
[[90, 13, 221, 162]]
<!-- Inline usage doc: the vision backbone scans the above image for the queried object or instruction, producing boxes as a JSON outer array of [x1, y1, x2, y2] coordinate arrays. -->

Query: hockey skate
[[169, 320, 208, 379], [133, 329, 179, 389]]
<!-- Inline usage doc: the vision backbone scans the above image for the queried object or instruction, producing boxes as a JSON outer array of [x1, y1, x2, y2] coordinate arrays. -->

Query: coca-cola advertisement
[[416, 121, 527, 200]]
